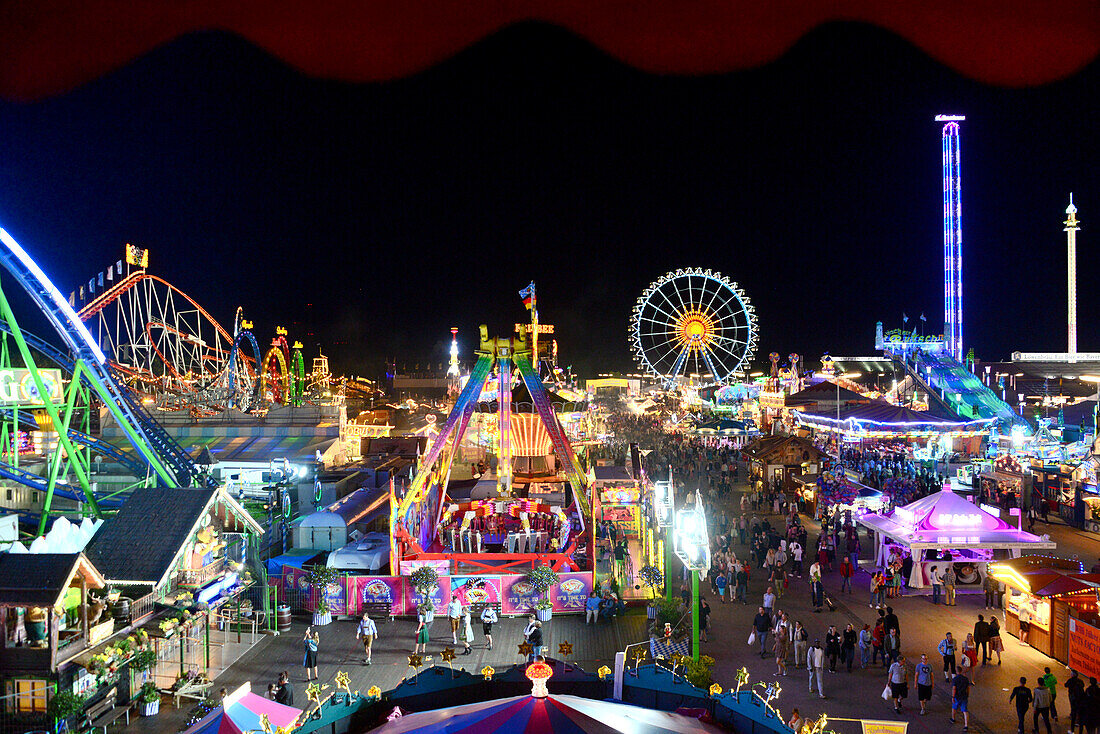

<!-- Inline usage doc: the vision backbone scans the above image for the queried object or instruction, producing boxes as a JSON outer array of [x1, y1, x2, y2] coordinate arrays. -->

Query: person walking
[[858, 623, 872, 669], [1083, 676, 1100, 734], [1034, 676, 1054, 734], [1067, 670, 1086, 734], [753, 606, 771, 658], [303, 628, 319, 681], [1009, 676, 1033, 734], [528, 620, 544, 661], [951, 667, 971, 731], [807, 639, 826, 699], [809, 561, 824, 612], [887, 654, 908, 714], [735, 563, 749, 604], [790, 540, 803, 578], [974, 614, 989, 665], [458, 606, 474, 655], [1042, 666, 1060, 722], [825, 625, 840, 673], [871, 618, 886, 668], [414, 614, 430, 654], [960, 633, 978, 684], [356, 612, 377, 665], [792, 621, 809, 669], [699, 596, 711, 642], [774, 622, 790, 677], [839, 556, 854, 594], [481, 604, 498, 649], [448, 596, 463, 645], [983, 572, 1000, 609], [938, 631, 957, 682], [915, 653, 934, 716], [841, 623, 857, 673], [715, 569, 728, 603], [883, 606, 900, 640], [943, 565, 958, 606], [763, 586, 776, 617], [929, 565, 942, 605], [987, 615, 1003, 664], [884, 628, 901, 666]]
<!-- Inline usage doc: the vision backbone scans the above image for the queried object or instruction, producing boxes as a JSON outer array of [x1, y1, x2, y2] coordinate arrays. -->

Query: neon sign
[[934, 513, 982, 527], [0, 368, 64, 406]]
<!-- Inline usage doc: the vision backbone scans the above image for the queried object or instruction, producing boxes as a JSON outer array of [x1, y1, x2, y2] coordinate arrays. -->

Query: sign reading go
[[0, 368, 63, 406]]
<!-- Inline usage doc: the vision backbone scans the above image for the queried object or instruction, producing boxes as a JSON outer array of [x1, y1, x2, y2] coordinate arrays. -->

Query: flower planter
[[535, 608, 553, 622], [140, 699, 160, 717], [312, 611, 332, 626]]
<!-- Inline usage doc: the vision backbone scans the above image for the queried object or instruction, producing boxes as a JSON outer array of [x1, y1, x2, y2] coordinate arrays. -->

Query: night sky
[[0, 22, 1096, 379]]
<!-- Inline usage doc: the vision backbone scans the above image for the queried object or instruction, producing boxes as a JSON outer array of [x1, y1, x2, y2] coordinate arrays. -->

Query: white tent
[[857, 485, 1056, 588]]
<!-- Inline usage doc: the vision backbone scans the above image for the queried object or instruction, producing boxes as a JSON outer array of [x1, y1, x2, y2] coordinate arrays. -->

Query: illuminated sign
[[0, 369, 63, 406], [124, 243, 149, 268], [933, 513, 982, 527], [514, 323, 555, 334], [653, 480, 674, 528]]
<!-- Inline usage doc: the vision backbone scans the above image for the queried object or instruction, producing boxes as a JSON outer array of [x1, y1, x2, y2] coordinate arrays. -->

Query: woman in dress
[[961, 632, 979, 683], [460, 607, 474, 655], [774, 622, 790, 677], [987, 615, 1003, 664], [303, 628, 319, 681], [414, 608, 431, 654]]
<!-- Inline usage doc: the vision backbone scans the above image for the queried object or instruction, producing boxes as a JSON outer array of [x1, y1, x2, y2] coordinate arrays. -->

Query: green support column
[[691, 570, 700, 662], [664, 531, 674, 603]]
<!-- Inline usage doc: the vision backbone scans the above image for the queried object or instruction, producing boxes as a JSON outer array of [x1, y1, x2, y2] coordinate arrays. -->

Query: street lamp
[[653, 475, 675, 602], [674, 491, 710, 661]]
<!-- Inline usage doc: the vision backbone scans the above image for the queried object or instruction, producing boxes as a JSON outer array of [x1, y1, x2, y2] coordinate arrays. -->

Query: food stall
[[978, 454, 1025, 509], [857, 485, 1057, 589], [988, 556, 1100, 663]]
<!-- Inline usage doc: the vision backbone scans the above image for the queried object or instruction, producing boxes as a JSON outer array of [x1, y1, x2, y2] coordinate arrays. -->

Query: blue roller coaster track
[[0, 226, 215, 499]]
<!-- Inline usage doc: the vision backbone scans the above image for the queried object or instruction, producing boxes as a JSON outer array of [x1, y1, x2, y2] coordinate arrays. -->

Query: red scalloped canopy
[[0, 1, 1098, 100]]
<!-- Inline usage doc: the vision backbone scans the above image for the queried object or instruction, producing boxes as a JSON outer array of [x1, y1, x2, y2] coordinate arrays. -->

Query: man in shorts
[[355, 612, 377, 665], [887, 654, 908, 714], [914, 653, 934, 715], [951, 668, 971, 731], [448, 597, 463, 645], [480, 604, 498, 649]]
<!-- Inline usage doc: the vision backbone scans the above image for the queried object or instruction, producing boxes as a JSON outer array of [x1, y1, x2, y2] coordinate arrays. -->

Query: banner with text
[[1069, 617, 1100, 681]]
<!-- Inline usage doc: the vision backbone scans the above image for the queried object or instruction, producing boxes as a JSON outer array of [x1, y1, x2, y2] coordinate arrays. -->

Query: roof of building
[[593, 466, 634, 481], [0, 553, 104, 607], [85, 487, 262, 587], [742, 435, 825, 463]]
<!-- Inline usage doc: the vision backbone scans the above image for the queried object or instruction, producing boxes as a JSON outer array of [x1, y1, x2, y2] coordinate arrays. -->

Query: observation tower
[[1065, 194, 1080, 354], [936, 114, 965, 362]]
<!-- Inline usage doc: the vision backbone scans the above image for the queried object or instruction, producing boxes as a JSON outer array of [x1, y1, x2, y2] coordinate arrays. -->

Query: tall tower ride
[[1065, 194, 1080, 355], [936, 115, 965, 361]]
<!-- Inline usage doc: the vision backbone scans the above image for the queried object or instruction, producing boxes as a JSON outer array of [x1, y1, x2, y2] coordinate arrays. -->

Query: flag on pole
[[919, 313, 926, 322], [98, 272, 104, 287], [519, 282, 536, 310], [902, 312, 908, 324], [88, 278, 95, 294], [116, 259, 123, 273], [68, 291, 75, 306], [79, 286, 84, 300], [107, 265, 113, 281]]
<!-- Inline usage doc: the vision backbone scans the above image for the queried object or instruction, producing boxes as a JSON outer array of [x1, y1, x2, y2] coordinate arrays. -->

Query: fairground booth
[[988, 556, 1100, 665], [978, 454, 1026, 509], [857, 485, 1056, 587]]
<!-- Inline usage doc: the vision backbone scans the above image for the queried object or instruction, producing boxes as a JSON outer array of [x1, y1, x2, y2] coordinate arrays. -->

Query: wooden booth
[[989, 556, 1100, 664]]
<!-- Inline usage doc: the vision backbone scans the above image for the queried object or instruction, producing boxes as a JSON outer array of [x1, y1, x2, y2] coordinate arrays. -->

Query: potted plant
[[306, 565, 341, 626], [138, 682, 161, 716], [47, 691, 86, 728], [647, 597, 683, 637], [527, 565, 559, 622], [638, 564, 664, 617]]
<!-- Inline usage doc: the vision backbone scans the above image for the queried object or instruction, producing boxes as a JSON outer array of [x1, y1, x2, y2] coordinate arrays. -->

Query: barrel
[[276, 605, 292, 633], [110, 597, 132, 622]]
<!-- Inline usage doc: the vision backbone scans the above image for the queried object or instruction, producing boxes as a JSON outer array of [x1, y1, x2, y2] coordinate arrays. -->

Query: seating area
[[83, 687, 133, 734]]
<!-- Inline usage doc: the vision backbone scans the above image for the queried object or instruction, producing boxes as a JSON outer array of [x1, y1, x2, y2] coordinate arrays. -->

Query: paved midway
[[121, 477, 1100, 734]]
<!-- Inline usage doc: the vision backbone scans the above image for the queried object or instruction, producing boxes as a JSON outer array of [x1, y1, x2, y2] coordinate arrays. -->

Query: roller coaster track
[[0, 459, 122, 508], [0, 227, 211, 488], [0, 407, 147, 477]]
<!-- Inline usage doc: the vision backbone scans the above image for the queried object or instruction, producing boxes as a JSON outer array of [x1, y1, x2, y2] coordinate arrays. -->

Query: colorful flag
[[116, 259, 123, 273], [88, 278, 94, 294], [68, 291, 75, 306], [107, 265, 113, 281], [98, 271, 104, 286], [902, 312, 908, 324], [920, 313, 926, 322], [519, 282, 536, 310], [79, 285, 84, 300]]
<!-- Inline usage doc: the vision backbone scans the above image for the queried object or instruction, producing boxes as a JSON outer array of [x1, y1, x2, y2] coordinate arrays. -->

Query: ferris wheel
[[631, 268, 758, 387]]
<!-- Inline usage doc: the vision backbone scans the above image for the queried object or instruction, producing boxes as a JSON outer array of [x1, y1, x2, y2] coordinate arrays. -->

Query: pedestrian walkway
[[119, 610, 650, 733]]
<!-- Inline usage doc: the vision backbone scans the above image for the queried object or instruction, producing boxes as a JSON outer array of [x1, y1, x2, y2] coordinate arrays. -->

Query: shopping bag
[[748, 631, 756, 646], [960, 655, 971, 668], [881, 684, 892, 701]]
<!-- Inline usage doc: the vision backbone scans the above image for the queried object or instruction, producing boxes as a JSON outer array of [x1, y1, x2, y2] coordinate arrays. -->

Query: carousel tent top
[[794, 401, 992, 435], [857, 487, 1056, 551], [370, 693, 727, 734]]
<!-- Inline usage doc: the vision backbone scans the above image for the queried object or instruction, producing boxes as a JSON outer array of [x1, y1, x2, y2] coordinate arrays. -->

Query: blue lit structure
[[937, 115, 965, 361]]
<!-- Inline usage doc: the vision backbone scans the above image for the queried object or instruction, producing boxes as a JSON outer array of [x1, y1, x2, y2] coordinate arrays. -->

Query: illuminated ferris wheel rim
[[630, 267, 758, 386]]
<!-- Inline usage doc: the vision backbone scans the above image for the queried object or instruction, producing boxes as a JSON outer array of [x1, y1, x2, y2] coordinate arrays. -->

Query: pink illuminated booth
[[857, 486, 1057, 589]]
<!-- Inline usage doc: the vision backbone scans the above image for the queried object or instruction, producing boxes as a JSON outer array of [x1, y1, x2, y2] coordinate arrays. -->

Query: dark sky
[[0, 21, 1096, 379]]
